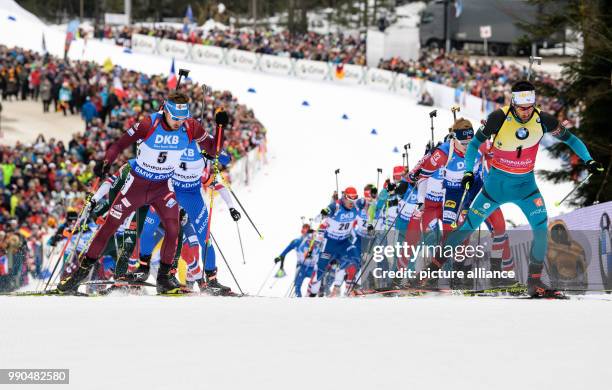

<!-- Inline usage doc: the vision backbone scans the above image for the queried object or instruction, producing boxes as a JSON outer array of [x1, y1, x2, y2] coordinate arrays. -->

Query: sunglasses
[[514, 105, 534, 113], [453, 128, 474, 141], [165, 109, 188, 122], [344, 195, 358, 203]]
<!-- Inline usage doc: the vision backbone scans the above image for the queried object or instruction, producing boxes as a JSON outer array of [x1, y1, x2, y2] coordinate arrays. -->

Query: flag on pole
[[454, 0, 463, 18], [113, 76, 126, 100], [0, 255, 8, 276], [167, 58, 177, 89], [18, 227, 32, 238], [64, 19, 80, 59], [183, 5, 194, 34], [186, 5, 194, 22]]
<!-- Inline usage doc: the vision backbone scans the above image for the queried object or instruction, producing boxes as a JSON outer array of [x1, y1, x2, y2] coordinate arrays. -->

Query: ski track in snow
[[1, 4, 609, 389]]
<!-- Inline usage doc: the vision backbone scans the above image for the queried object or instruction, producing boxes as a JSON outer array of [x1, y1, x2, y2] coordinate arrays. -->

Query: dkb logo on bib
[[155, 135, 180, 144]]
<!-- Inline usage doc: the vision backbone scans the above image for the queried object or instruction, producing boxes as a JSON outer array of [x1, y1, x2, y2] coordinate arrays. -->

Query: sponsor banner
[[366, 68, 395, 90], [190, 44, 225, 65], [158, 38, 190, 60], [331, 63, 364, 85], [395, 74, 423, 99], [227, 49, 259, 71], [131, 34, 158, 55], [260, 54, 293, 76], [295, 59, 330, 81]]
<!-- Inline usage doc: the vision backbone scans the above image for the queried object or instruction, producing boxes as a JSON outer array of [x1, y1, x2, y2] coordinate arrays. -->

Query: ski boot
[[198, 268, 232, 296], [57, 256, 97, 293], [156, 263, 184, 294], [489, 258, 518, 288], [122, 255, 151, 283], [527, 263, 563, 298]]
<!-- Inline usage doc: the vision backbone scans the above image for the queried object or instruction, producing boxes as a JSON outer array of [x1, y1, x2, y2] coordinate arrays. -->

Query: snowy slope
[[1, 4, 610, 390], [0, 2, 575, 298], [1, 296, 611, 390]]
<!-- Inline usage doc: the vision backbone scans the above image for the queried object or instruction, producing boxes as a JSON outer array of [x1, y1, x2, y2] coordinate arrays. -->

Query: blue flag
[[185, 5, 194, 22]]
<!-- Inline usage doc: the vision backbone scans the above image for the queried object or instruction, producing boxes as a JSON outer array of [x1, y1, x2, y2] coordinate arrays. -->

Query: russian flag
[[0, 255, 8, 276], [167, 58, 177, 89]]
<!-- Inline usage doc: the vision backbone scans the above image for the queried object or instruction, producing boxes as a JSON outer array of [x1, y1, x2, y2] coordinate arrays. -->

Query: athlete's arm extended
[[418, 147, 449, 178], [279, 238, 301, 258], [186, 119, 225, 156], [214, 182, 236, 209], [540, 113, 593, 162], [104, 116, 153, 164], [465, 109, 507, 172]]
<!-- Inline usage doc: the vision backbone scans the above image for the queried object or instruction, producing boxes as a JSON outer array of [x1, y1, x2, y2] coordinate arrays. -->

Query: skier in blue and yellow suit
[[429, 80, 604, 297]]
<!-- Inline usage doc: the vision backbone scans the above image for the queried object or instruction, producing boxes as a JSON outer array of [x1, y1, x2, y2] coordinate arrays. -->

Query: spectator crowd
[[90, 23, 568, 120], [96, 24, 367, 66], [0, 45, 267, 290]]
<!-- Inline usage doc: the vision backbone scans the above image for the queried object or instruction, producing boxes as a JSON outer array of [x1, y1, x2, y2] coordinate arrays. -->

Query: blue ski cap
[[165, 99, 191, 121]]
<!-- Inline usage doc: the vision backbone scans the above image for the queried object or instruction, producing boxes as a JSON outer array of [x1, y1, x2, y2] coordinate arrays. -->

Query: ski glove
[[274, 255, 284, 264], [93, 160, 110, 178], [586, 160, 604, 174], [387, 182, 397, 194], [461, 171, 474, 190], [321, 208, 330, 216], [214, 109, 229, 127], [367, 224, 374, 233], [229, 207, 241, 221]]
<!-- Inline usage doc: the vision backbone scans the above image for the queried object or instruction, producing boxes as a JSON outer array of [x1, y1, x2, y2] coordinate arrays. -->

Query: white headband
[[512, 90, 536, 105]]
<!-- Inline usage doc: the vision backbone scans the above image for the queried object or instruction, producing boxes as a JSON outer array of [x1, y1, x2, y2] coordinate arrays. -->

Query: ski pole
[[429, 109, 437, 146], [348, 185, 418, 295], [451, 186, 470, 229], [210, 233, 245, 295], [376, 168, 382, 190], [36, 244, 58, 291], [404, 144, 411, 170], [236, 222, 246, 264], [257, 263, 278, 296], [176, 68, 190, 90], [335, 169, 340, 197], [227, 187, 263, 239], [202, 108, 226, 272], [285, 264, 304, 298], [269, 273, 282, 289], [451, 105, 460, 122], [44, 178, 100, 291], [555, 173, 593, 207]]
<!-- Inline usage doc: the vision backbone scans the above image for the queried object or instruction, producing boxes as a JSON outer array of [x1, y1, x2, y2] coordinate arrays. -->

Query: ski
[[462, 283, 528, 297], [352, 287, 451, 297], [82, 280, 157, 288], [0, 289, 91, 297]]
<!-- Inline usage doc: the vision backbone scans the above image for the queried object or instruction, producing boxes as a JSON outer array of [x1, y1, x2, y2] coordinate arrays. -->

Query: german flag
[[18, 227, 32, 238], [335, 63, 345, 80]]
